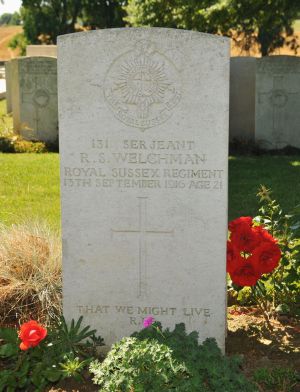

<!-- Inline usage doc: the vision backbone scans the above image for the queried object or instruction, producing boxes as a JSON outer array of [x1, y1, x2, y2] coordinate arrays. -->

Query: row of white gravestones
[[4, 53, 299, 149], [5, 56, 58, 144], [230, 55, 300, 149], [58, 28, 230, 351]]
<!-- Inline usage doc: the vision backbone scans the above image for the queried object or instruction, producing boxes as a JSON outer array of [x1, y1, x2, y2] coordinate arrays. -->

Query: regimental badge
[[104, 40, 182, 130]]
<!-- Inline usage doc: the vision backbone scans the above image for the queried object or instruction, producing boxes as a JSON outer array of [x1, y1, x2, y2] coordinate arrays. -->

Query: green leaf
[[0, 370, 18, 391], [0, 328, 18, 344], [19, 359, 30, 377], [43, 368, 62, 382], [0, 343, 19, 358], [31, 364, 44, 386]]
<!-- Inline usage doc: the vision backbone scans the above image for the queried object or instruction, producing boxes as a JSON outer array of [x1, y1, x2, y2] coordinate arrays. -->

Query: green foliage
[[253, 367, 300, 391], [81, 0, 127, 30], [0, 316, 103, 391], [90, 336, 189, 391], [8, 32, 28, 56], [0, 137, 14, 152], [60, 354, 91, 382], [20, 0, 125, 45], [13, 139, 47, 153], [125, 0, 300, 56], [229, 186, 300, 316], [254, 186, 300, 314], [214, 0, 300, 56], [90, 322, 258, 392], [124, 0, 217, 30], [0, 136, 47, 153], [0, 12, 21, 26], [53, 316, 100, 356]]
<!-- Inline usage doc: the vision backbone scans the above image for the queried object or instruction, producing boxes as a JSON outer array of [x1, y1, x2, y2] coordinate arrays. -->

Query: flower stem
[[251, 286, 273, 331]]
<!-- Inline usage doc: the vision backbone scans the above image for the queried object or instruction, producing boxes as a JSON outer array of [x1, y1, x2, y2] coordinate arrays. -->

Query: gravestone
[[5, 61, 13, 113], [255, 56, 300, 149], [26, 45, 57, 57], [58, 28, 229, 351], [11, 56, 58, 143], [229, 57, 256, 142]]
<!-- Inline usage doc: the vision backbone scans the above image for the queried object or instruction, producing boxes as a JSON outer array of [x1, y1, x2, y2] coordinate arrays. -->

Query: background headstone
[[255, 56, 300, 149], [5, 61, 12, 113], [58, 28, 229, 351], [229, 57, 256, 142], [11, 56, 58, 143], [26, 45, 57, 58], [11, 58, 21, 130]]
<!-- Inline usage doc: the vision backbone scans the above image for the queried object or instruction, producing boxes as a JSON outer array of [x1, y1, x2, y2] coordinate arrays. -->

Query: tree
[[125, 0, 300, 56], [0, 13, 13, 25], [124, 0, 218, 31], [8, 33, 28, 55], [82, 0, 126, 29], [20, 0, 126, 44], [0, 12, 21, 25], [207, 0, 300, 56]]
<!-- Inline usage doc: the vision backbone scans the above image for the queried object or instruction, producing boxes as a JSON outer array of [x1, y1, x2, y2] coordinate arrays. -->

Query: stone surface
[[26, 45, 57, 57], [5, 61, 12, 112], [11, 56, 58, 143], [229, 57, 256, 142], [0, 79, 6, 100], [58, 28, 229, 351], [255, 55, 300, 149]]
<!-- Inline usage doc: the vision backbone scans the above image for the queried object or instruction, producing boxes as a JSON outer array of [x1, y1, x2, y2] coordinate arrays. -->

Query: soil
[[2, 307, 300, 391], [227, 307, 300, 391]]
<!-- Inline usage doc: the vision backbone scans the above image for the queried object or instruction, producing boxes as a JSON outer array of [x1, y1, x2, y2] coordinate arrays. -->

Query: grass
[[0, 222, 61, 325], [253, 367, 299, 392], [229, 155, 300, 219], [0, 154, 300, 230], [0, 153, 61, 230]]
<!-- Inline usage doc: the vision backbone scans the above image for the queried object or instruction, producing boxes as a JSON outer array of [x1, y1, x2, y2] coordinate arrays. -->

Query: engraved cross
[[111, 197, 174, 299], [258, 75, 300, 148], [22, 76, 56, 136]]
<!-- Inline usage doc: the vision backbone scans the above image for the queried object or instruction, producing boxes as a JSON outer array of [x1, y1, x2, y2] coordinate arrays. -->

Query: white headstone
[[58, 28, 229, 351], [5, 61, 13, 113], [26, 45, 57, 58], [256, 56, 300, 149], [11, 57, 58, 143]]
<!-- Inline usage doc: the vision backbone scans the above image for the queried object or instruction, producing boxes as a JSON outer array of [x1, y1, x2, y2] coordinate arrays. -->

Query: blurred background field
[[0, 25, 22, 59]]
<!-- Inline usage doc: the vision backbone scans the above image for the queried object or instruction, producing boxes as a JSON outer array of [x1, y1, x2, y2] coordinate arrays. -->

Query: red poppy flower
[[18, 320, 47, 351], [230, 222, 260, 253], [229, 216, 253, 233], [254, 225, 277, 245], [252, 241, 281, 274], [230, 256, 261, 287], [227, 241, 242, 274]]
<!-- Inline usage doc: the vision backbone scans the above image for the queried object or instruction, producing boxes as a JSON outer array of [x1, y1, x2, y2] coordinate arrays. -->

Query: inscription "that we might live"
[[63, 138, 224, 190], [77, 304, 211, 326]]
